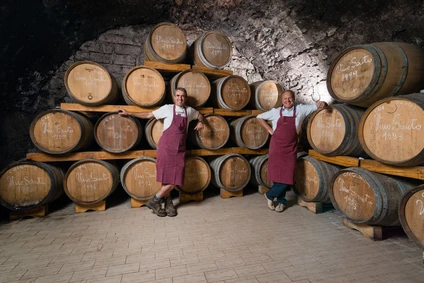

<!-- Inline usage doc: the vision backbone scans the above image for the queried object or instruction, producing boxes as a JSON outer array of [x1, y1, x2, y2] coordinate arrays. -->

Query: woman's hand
[[194, 121, 204, 131], [118, 109, 129, 116]]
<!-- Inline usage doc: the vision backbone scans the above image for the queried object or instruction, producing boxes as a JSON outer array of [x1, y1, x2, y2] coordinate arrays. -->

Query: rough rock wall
[[1, 0, 424, 169]]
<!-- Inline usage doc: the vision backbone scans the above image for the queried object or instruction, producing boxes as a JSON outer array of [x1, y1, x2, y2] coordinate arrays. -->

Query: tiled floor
[[0, 188, 423, 283]]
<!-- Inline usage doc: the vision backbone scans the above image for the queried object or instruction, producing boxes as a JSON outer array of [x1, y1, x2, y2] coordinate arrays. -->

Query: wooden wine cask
[[64, 159, 119, 205], [329, 167, 414, 226], [399, 184, 424, 249], [192, 31, 232, 69], [120, 157, 161, 200], [249, 80, 283, 111], [0, 161, 64, 211], [170, 70, 211, 107], [176, 156, 211, 195], [212, 75, 251, 110], [358, 93, 424, 166], [210, 154, 251, 192], [144, 22, 187, 64], [306, 104, 366, 157], [145, 118, 164, 149], [294, 155, 339, 203], [189, 114, 230, 150], [327, 42, 424, 107], [230, 115, 269, 149], [30, 110, 94, 154], [249, 154, 272, 188], [122, 66, 166, 107], [94, 112, 143, 153], [64, 61, 119, 106]]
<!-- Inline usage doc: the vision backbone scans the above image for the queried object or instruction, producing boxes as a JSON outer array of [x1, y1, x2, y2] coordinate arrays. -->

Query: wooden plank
[[130, 198, 148, 208], [188, 147, 269, 156], [308, 150, 360, 167], [60, 103, 214, 114], [360, 159, 424, 180], [220, 188, 243, 199], [10, 205, 48, 220], [179, 192, 203, 203], [213, 108, 264, 117], [75, 201, 106, 213], [143, 61, 191, 72], [343, 218, 382, 241], [297, 198, 334, 214], [26, 150, 157, 162], [26, 147, 268, 162], [191, 65, 233, 77]]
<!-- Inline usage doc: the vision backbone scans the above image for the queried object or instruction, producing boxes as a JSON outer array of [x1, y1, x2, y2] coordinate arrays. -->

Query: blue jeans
[[266, 182, 290, 205]]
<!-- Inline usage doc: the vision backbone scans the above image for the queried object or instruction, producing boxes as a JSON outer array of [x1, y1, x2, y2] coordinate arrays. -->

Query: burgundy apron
[[156, 105, 187, 186], [268, 106, 298, 185]]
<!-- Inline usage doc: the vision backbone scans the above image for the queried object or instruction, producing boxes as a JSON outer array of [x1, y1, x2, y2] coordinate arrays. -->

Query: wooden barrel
[[122, 66, 166, 107], [358, 93, 424, 166], [327, 42, 424, 107], [212, 75, 251, 110], [0, 161, 64, 211], [176, 156, 211, 195], [64, 159, 119, 205], [329, 167, 415, 226], [120, 157, 161, 200], [306, 104, 366, 157], [294, 155, 339, 203], [230, 115, 269, 149], [64, 61, 118, 106], [94, 112, 143, 153], [249, 80, 283, 110], [210, 154, 251, 192], [249, 155, 272, 188], [170, 70, 211, 107], [144, 22, 187, 64], [189, 114, 230, 150], [192, 31, 232, 69], [29, 109, 94, 154], [145, 118, 164, 149], [399, 184, 424, 249]]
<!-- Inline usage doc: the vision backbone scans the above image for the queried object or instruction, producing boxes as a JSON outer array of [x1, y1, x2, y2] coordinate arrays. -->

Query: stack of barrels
[[295, 41, 424, 248], [0, 22, 281, 213]]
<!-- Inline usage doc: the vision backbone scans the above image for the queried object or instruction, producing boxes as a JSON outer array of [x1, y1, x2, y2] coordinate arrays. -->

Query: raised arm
[[118, 109, 154, 119]]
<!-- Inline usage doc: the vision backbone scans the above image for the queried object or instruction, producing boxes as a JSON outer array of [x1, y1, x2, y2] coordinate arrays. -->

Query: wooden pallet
[[10, 205, 48, 220], [75, 200, 106, 213], [220, 188, 243, 199], [179, 192, 203, 203], [343, 218, 404, 241], [130, 198, 148, 208], [297, 198, 333, 214]]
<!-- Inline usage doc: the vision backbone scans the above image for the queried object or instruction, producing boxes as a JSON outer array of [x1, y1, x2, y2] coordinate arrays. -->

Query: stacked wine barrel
[[1, 22, 284, 214], [298, 41, 424, 245]]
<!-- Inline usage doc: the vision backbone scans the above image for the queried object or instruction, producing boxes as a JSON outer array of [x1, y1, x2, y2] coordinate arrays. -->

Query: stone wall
[[1, 0, 424, 169]]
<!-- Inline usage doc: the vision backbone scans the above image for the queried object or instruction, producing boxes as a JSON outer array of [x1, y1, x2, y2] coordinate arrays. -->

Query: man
[[256, 90, 327, 212], [119, 87, 204, 217]]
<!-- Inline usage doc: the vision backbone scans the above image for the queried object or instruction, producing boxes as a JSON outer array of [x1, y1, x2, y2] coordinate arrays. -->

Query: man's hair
[[283, 90, 295, 98], [175, 87, 187, 97]]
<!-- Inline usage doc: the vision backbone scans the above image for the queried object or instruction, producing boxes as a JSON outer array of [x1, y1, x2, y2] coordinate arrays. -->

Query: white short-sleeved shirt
[[152, 104, 199, 132], [256, 104, 318, 134]]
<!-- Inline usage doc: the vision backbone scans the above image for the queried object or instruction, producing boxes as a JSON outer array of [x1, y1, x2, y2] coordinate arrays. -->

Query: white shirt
[[256, 104, 318, 134], [152, 104, 199, 132]]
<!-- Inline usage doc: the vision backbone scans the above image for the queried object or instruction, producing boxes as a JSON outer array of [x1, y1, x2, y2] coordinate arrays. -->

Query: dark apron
[[156, 105, 187, 186], [267, 106, 298, 185]]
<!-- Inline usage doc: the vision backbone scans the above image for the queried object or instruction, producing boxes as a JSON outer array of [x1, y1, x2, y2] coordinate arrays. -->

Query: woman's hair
[[175, 87, 187, 97]]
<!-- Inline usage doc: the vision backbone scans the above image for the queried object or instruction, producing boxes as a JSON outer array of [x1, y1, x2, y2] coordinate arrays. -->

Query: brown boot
[[165, 196, 177, 217], [146, 196, 166, 217]]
